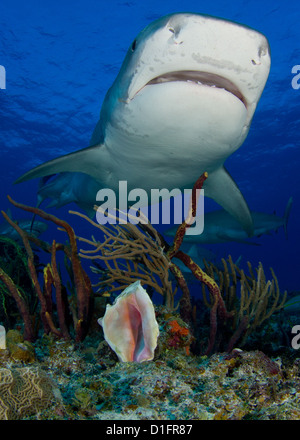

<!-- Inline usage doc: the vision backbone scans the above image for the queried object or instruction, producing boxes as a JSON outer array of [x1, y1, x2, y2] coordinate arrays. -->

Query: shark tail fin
[[283, 196, 293, 240]]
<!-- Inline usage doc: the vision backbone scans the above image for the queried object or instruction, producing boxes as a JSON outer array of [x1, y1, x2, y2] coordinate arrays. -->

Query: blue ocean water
[[0, 0, 299, 297]]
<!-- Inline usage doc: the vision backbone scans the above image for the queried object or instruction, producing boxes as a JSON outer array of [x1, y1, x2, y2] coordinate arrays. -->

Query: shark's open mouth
[[146, 70, 247, 108]]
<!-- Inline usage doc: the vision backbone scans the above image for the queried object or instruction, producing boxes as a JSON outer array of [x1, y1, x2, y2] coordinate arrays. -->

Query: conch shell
[[0, 325, 6, 350], [98, 281, 159, 362]]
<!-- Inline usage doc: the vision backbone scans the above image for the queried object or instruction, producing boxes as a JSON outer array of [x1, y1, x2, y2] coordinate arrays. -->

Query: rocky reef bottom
[[0, 311, 299, 421]]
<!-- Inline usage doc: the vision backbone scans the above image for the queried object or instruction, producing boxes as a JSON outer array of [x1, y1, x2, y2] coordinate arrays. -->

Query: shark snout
[[166, 22, 184, 45]]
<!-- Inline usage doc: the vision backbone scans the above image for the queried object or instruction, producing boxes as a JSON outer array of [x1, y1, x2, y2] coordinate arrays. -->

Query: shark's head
[[16, 12, 270, 238], [100, 13, 270, 158], [0, 218, 48, 241]]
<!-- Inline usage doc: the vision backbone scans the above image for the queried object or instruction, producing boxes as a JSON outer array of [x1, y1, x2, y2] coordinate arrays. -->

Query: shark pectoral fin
[[15, 144, 104, 184], [204, 167, 253, 236]]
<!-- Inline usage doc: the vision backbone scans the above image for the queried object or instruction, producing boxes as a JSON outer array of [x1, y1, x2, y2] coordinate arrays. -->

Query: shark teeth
[[187, 79, 203, 85], [146, 70, 247, 108]]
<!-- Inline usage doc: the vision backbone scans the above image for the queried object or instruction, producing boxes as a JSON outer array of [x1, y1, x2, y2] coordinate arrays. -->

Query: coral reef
[[1, 333, 297, 420], [1, 196, 93, 342], [0, 180, 289, 363], [0, 235, 41, 332], [72, 172, 232, 354], [156, 309, 194, 357], [0, 365, 56, 420], [6, 329, 36, 363], [198, 256, 287, 352], [70, 208, 176, 308], [0, 175, 296, 421], [0, 305, 298, 420]]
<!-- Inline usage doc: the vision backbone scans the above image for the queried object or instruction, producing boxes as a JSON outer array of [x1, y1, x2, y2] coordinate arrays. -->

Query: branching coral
[[71, 209, 178, 309], [0, 267, 35, 342], [164, 172, 233, 353], [0, 175, 237, 357], [0, 197, 93, 342], [71, 172, 231, 354], [69, 178, 205, 315], [201, 256, 287, 352], [0, 236, 40, 332]]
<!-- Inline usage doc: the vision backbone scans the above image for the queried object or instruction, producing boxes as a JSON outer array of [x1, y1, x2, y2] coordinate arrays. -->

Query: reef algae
[[6, 329, 36, 363]]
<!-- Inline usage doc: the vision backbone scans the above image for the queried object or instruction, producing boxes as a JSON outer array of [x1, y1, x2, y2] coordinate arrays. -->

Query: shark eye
[[131, 39, 137, 52], [168, 27, 175, 34]]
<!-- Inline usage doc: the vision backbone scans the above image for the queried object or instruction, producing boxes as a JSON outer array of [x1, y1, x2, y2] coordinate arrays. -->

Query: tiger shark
[[0, 210, 48, 242], [36, 172, 100, 218], [164, 197, 293, 245], [16, 13, 271, 235]]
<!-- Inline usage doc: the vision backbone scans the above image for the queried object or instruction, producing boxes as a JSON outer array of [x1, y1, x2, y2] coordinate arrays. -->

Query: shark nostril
[[167, 24, 183, 43], [252, 44, 269, 65], [258, 44, 269, 57]]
